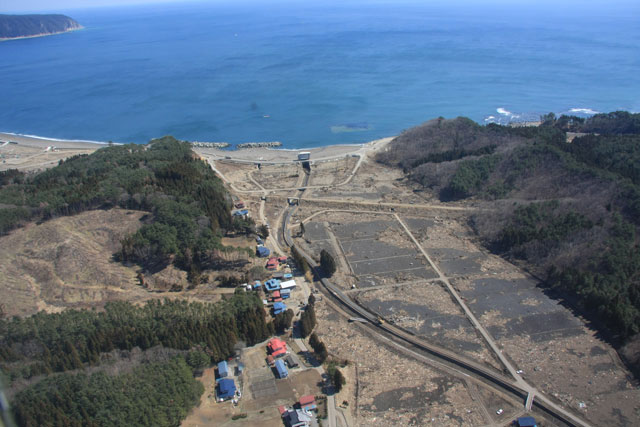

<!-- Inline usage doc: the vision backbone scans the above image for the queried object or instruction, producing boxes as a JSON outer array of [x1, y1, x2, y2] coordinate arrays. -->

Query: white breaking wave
[[1, 132, 112, 145], [568, 108, 599, 115], [496, 107, 520, 118]]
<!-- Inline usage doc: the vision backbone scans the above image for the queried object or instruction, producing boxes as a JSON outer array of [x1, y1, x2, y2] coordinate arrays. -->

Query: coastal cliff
[[0, 14, 82, 40]]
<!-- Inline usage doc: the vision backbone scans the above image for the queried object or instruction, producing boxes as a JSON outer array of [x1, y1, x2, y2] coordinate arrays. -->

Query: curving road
[[207, 154, 593, 427]]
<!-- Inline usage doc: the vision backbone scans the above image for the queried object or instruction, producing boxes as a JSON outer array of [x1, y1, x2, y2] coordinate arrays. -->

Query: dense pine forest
[[1, 292, 272, 425], [12, 357, 203, 427], [1, 292, 271, 380], [0, 137, 252, 278], [377, 112, 640, 367]]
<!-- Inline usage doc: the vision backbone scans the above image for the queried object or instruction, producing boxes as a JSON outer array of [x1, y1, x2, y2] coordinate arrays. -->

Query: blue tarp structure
[[217, 378, 236, 400], [517, 417, 537, 427], [256, 246, 270, 257], [283, 273, 293, 279], [218, 360, 228, 378], [273, 301, 286, 314], [233, 209, 249, 216], [253, 280, 262, 289], [265, 279, 281, 291], [281, 289, 291, 299], [275, 359, 288, 378]]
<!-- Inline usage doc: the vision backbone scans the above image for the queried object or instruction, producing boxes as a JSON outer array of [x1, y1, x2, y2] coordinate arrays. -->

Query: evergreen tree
[[320, 249, 337, 277]]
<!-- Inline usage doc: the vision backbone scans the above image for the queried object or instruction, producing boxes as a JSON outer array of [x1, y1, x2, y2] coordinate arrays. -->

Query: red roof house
[[299, 395, 317, 411], [268, 337, 287, 357], [266, 257, 279, 270], [272, 290, 281, 298], [278, 405, 287, 416]]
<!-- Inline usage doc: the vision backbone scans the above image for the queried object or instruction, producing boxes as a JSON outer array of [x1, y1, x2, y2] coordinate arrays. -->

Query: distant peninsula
[[0, 14, 82, 41]]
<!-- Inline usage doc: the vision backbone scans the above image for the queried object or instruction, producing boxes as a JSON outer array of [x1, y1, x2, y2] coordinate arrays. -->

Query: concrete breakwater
[[191, 141, 231, 148], [236, 142, 282, 149]]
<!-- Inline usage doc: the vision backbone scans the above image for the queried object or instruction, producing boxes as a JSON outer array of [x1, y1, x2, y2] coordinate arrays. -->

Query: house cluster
[[215, 359, 243, 403], [264, 278, 297, 315], [278, 395, 317, 427], [265, 337, 300, 380]]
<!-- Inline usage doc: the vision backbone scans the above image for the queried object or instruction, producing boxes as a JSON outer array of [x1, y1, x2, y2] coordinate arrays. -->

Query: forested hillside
[[12, 357, 203, 427], [0, 14, 81, 39], [2, 292, 271, 425], [1, 292, 270, 380], [377, 112, 640, 365], [0, 137, 251, 281]]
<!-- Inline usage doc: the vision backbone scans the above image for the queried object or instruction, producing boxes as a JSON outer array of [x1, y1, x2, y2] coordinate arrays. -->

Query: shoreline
[[0, 26, 83, 42], [0, 131, 394, 158]]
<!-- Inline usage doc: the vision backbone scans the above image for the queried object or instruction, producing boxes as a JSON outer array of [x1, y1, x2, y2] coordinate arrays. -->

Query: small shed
[[217, 360, 228, 378], [299, 395, 316, 411], [285, 354, 298, 368], [217, 378, 236, 401], [257, 246, 270, 257], [277, 256, 288, 263], [272, 272, 285, 279], [267, 354, 275, 366], [517, 417, 537, 427], [272, 290, 281, 299], [275, 359, 288, 378], [283, 273, 293, 280], [278, 405, 287, 416], [253, 280, 262, 289], [281, 289, 291, 299], [236, 362, 245, 375]]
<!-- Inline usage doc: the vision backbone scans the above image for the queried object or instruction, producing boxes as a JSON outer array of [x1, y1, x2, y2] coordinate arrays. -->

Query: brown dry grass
[[0, 209, 153, 316]]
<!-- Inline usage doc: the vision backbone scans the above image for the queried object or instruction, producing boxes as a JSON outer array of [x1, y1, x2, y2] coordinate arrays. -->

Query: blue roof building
[[281, 289, 291, 299], [283, 273, 293, 279], [517, 417, 537, 427], [273, 301, 287, 315], [275, 359, 288, 378], [217, 378, 236, 400], [218, 360, 228, 378], [265, 279, 281, 291], [256, 246, 270, 257], [233, 209, 249, 216]]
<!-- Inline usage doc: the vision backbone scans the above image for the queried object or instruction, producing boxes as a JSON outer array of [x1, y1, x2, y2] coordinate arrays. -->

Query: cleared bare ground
[[313, 295, 523, 426], [0, 209, 147, 316]]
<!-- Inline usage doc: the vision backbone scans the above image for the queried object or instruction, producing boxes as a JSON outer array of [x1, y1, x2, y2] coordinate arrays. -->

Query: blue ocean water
[[1, 1, 639, 147]]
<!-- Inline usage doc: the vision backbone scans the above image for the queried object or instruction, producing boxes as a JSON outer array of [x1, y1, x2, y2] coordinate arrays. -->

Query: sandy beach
[[194, 136, 394, 164], [0, 132, 395, 172], [0, 132, 104, 172]]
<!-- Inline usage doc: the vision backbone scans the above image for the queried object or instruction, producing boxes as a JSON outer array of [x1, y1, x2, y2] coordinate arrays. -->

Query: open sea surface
[[1, 1, 639, 147]]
